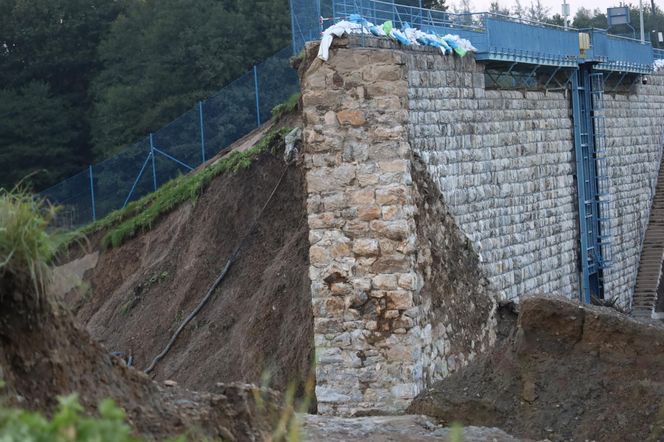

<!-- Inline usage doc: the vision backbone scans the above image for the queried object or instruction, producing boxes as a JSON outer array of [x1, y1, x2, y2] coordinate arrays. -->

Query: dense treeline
[[1, 0, 662, 192], [0, 0, 290, 191]]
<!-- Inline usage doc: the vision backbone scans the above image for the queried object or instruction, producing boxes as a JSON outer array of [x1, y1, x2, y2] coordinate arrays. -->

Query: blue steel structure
[[294, 0, 658, 71], [570, 67, 612, 303], [293, 0, 662, 303]]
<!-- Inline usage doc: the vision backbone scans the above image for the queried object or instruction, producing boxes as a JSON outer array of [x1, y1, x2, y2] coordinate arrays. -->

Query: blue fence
[[295, 0, 659, 71], [588, 29, 655, 73], [40, 46, 299, 227]]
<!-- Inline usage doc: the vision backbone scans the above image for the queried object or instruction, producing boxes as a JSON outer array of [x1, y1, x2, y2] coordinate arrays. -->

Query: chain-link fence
[[40, 46, 299, 228]]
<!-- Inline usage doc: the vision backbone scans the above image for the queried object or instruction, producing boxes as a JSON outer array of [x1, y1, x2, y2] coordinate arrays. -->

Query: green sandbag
[[383, 20, 393, 37], [454, 46, 467, 57]]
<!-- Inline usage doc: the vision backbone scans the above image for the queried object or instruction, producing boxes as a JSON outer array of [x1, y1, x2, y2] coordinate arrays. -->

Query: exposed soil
[[0, 271, 282, 440], [408, 296, 664, 442], [65, 151, 314, 399], [411, 157, 497, 376]]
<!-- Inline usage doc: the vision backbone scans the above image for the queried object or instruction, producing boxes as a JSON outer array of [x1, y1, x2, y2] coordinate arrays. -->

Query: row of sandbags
[[317, 14, 476, 61]]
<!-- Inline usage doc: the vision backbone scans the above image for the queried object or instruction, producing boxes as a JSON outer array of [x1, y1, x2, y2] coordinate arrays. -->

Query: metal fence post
[[199, 101, 206, 163], [149, 134, 157, 191], [88, 165, 96, 222], [253, 65, 261, 127], [289, 0, 297, 55]]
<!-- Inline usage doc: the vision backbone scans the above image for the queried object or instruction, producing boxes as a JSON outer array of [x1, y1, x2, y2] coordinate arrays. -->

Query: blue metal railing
[[482, 16, 579, 66], [295, 0, 661, 71], [655, 48, 664, 60], [327, 0, 584, 65], [586, 29, 654, 73]]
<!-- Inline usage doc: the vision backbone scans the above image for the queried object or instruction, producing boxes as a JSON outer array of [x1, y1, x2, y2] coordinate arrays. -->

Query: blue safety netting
[[40, 169, 92, 228], [41, 45, 299, 228]]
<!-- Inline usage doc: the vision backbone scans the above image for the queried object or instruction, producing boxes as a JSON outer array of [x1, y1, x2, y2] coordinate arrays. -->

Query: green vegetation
[[0, 394, 141, 442], [253, 373, 315, 442], [91, 0, 290, 158], [0, 0, 291, 191], [272, 93, 301, 120], [0, 189, 73, 298], [84, 128, 290, 249]]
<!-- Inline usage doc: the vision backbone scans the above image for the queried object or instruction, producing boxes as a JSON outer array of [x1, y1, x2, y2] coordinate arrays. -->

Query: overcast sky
[[457, 0, 662, 19]]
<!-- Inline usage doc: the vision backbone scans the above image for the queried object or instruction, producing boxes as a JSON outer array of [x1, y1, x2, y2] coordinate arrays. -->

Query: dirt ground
[[0, 270, 283, 440], [408, 296, 664, 442], [64, 151, 314, 399]]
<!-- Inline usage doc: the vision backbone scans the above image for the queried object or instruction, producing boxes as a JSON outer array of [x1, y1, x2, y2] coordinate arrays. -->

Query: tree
[[0, 83, 79, 190], [489, 1, 511, 16], [546, 13, 566, 26], [423, 0, 448, 11], [513, 0, 525, 18], [0, 0, 127, 190], [91, 0, 291, 157], [572, 7, 593, 28], [526, 0, 550, 22]]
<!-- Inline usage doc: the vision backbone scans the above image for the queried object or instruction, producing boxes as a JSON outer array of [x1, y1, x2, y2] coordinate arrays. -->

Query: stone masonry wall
[[300, 39, 497, 415], [602, 74, 664, 307], [301, 36, 664, 414], [302, 43, 424, 415], [405, 48, 580, 302]]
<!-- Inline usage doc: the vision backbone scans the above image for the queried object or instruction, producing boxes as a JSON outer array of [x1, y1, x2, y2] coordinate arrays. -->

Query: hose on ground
[[143, 164, 290, 374]]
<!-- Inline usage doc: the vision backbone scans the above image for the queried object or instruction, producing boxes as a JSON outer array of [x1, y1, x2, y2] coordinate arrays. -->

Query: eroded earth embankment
[[62, 151, 314, 397], [409, 296, 664, 442]]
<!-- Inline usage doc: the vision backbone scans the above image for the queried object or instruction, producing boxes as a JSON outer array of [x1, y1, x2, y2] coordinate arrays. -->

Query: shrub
[[0, 393, 141, 442], [0, 189, 73, 300], [271, 93, 300, 120]]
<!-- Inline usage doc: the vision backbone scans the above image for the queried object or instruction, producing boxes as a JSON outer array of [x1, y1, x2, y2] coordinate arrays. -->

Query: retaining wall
[[603, 77, 664, 306], [300, 37, 664, 414]]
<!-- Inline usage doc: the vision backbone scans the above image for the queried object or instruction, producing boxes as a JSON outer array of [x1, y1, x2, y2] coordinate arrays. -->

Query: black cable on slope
[[144, 164, 290, 374]]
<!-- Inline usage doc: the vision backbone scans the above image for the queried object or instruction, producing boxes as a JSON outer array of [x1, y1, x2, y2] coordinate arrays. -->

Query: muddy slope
[[0, 271, 281, 440], [408, 296, 664, 442], [71, 153, 313, 396]]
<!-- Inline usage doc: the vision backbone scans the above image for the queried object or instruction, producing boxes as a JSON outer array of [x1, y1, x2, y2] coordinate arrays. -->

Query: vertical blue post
[[149, 134, 157, 191], [253, 65, 261, 127], [289, 0, 297, 55], [199, 101, 206, 163], [88, 165, 96, 222]]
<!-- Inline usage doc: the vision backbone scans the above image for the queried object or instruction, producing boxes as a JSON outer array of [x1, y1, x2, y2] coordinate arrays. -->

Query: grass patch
[[271, 93, 300, 120], [84, 127, 291, 249], [0, 189, 75, 300]]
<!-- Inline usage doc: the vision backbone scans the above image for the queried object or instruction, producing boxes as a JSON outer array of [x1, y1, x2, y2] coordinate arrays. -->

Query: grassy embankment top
[[81, 126, 293, 249]]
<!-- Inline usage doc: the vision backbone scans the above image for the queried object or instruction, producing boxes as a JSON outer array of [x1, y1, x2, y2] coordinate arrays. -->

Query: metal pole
[[149, 134, 157, 191], [253, 65, 261, 127], [199, 101, 206, 163], [88, 165, 96, 222], [289, 0, 297, 55], [640, 0, 645, 43]]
